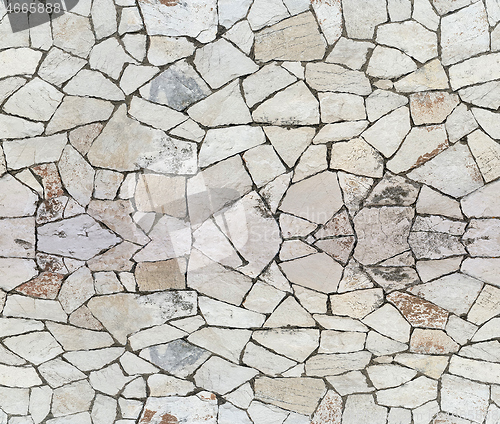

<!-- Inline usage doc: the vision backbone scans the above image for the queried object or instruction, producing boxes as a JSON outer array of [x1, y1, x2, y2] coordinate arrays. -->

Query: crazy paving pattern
[[2, 0, 500, 422]]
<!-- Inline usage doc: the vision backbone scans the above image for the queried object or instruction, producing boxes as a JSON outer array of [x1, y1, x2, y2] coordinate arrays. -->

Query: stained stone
[[362, 107, 411, 157], [387, 292, 448, 329], [408, 273, 483, 315], [410, 329, 459, 354], [306, 63, 372, 95], [311, 390, 343, 424], [254, 377, 326, 415], [325, 37, 374, 70], [407, 143, 483, 198], [254, 12, 327, 62], [342, 0, 388, 39], [394, 59, 449, 93], [441, 2, 489, 66]]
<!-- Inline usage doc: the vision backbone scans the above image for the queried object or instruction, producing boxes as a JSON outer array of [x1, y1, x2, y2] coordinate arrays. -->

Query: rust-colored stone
[[16, 272, 63, 299], [312, 390, 342, 424], [387, 291, 448, 329], [140, 410, 157, 423], [160, 413, 179, 424], [31, 163, 64, 199], [36, 197, 68, 224], [159, 0, 179, 5], [36, 253, 66, 274], [410, 329, 459, 354]]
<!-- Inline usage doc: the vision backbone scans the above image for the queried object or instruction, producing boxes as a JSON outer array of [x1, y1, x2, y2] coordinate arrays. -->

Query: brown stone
[[410, 329, 459, 354], [135, 259, 187, 291], [15, 272, 63, 299], [69, 306, 104, 330], [31, 163, 64, 199], [387, 291, 448, 329]]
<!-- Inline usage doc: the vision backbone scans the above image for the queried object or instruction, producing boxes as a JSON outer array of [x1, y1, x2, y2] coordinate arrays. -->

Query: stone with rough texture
[[343, 0, 388, 39], [306, 63, 372, 95]]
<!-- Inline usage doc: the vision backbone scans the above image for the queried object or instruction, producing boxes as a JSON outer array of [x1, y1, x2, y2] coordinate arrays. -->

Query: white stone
[[366, 90, 408, 123], [325, 371, 373, 396], [394, 353, 448, 379], [38, 48, 86, 87], [243, 342, 296, 376], [46, 96, 114, 135], [223, 20, 254, 54], [0, 364, 41, 387], [367, 364, 417, 389], [325, 37, 374, 70], [376, 377, 437, 409], [243, 145, 286, 187], [413, 0, 440, 30], [459, 81, 500, 110], [446, 103, 478, 143], [52, 380, 95, 417], [441, 374, 489, 422], [38, 358, 86, 388], [330, 138, 384, 178], [253, 81, 319, 125], [247, 0, 290, 30], [342, 395, 387, 424], [408, 273, 482, 315], [362, 107, 411, 157], [265, 126, 314, 167], [395, 59, 449, 93], [199, 296, 265, 328], [387, 125, 449, 174], [128, 324, 186, 351], [362, 304, 411, 343], [311, 0, 343, 44], [89, 363, 132, 396], [188, 80, 251, 127], [244, 282, 286, 314], [199, 126, 265, 168], [122, 33, 146, 61], [449, 53, 500, 90], [417, 186, 463, 219], [467, 130, 500, 182], [63, 348, 124, 372], [305, 351, 372, 377], [367, 46, 416, 79], [64, 69, 124, 101], [306, 62, 372, 95], [253, 329, 319, 362], [218, 0, 252, 28], [30, 386, 52, 423], [4, 332, 63, 365], [188, 327, 250, 363], [89, 37, 135, 80], [441, 2, 489, 66], [58, 145, 94, 207], [343, 0, 387, 39], [194, 356, 258, 395]]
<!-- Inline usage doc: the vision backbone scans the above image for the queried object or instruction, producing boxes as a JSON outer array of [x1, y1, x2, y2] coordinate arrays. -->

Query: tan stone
[[410, 329, 459, 354], [410, 92, 459, 125], [255, 377, 326, 415], [135, 259, 187, 291]]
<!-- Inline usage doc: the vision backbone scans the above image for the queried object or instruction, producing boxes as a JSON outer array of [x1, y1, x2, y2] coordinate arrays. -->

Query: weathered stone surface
[[311, 390, 342, 424], [306, 63, 372, 95], [343, 394, 387, 424], [254, 12, 327, 62], [138, 0, 217, 42], [441, 374, 489, 423], [446, 103, 478, 143], [362, 107, 411, 157], [87, 291, 196, 344], [253, 329, 319, 362], [255, 377, 326, 415], [467, 130, 500, 183], [199, 126, 265, 168], [410, 92, 460, 125], [140, 60, 211, 111], [326, 37, 374, 70], [463, 219, 500, 256], [367, 364, 416, 390], [330, 289, 384, 319], [253, 81, 319, 125], [395, 353, 448, 379], [408, 273, 483, 315], [343, 0, 387, 39], [407, 143, 483, 198], [410, 329, 459, 354], [305, 351, 372, 376], [367, 46, 416, 79], [395, 59, 449, 93], [330, 138, 384, 178], [376, 377, 437, 409], [441, 2, 489, 66]]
